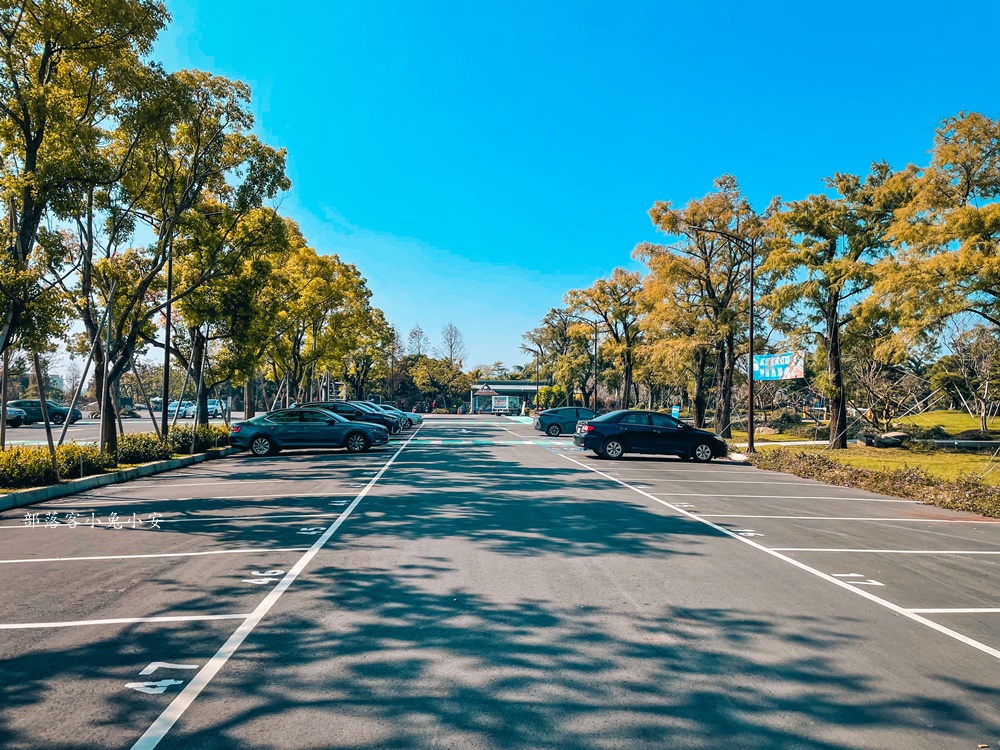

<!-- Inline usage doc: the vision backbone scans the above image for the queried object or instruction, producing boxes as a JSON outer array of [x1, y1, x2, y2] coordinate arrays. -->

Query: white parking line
[[553, 450, 1000, 663], [772, 548, 1000, 554], [0, 513, 338, 529], [647, 492, 916, 504], [0, 614, 250, 630], [129, 423, 423, 750], [701, 515, 998, 523], [0, 547, 310, 565], [48, 491, 361, 508]]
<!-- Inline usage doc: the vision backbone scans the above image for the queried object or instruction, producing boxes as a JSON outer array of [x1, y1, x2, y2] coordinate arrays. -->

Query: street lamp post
[[160, 244, 173, 439]]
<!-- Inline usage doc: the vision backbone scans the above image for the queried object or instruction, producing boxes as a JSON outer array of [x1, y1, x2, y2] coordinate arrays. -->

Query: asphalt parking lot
[[3, 414, 1000, 748]]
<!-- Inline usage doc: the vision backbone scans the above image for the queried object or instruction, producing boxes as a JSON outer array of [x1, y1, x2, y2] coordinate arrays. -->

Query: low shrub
[[167, 424, 230, 454], [0, 445, 59, 489], [914, 425, 952, 440], [56, 442, 114, 479], [116, 432, 172, 464], [954, 429, 997, 441], [748, 448, 1000, 517]]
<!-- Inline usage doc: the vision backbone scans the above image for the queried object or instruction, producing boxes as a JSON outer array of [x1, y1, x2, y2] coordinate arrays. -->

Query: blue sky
[[154, 0, 1000, 368]]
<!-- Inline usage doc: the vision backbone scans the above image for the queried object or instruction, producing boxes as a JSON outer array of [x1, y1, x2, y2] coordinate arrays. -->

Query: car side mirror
[[327, 419, 337, 425]]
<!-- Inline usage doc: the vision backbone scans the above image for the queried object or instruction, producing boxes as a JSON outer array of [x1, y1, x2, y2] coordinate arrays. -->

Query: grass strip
[[748, 448, 1000, 518]]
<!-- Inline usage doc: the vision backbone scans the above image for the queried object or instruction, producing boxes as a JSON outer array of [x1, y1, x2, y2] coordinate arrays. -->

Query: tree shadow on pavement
[[152, 562, 992, 750]]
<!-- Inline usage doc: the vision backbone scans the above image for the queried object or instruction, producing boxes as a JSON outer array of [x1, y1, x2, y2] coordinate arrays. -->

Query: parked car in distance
[[348, 401, 405, 433], [166, 400, 196, 418], [291, 400, 402, 435], [206, 399, 228, 418], [230, 407, 389, 456], [368, 403, 422, 428], [574, 409, 728, 462], [4, 405, 26, 428], [6, 399, 82, 426], [533, 407, 597, 437]]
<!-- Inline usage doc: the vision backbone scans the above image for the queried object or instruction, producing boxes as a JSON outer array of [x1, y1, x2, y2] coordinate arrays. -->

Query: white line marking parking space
[[0, 614, 250, 630], [0, 547, 310, 565], [551, 450, 1000, 664], [701, 515, 999, 523], [772, 548, 1000, 554], [129, 424, 423, 750]]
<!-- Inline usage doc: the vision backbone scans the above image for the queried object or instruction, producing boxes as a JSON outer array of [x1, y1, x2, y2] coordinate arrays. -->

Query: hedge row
[[747, 449, 1000, 518], [0, 425, 231, 490]]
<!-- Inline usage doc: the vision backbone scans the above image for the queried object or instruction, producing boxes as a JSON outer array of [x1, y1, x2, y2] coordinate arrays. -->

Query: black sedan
[[230, 407, 389, 456], [573, 409, 728, 462], [533, 407, 597, 437]]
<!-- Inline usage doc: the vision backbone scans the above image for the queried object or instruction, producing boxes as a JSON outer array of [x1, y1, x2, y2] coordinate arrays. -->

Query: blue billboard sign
[[752, 351, 806, 381]]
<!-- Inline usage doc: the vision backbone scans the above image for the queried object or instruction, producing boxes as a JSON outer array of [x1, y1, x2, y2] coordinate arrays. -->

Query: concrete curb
[[0, 447, 239, 514]]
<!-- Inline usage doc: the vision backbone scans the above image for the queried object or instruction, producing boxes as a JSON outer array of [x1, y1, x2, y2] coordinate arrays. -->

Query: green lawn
[[729, 430, 815, 444], [896, 409, 1000, 433], [778, 445, 1000, 485]]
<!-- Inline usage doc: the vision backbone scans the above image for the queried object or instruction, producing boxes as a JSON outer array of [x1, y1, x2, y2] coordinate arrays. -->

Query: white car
[[167, 400, 196, 418], [207, 399, 228, 418]]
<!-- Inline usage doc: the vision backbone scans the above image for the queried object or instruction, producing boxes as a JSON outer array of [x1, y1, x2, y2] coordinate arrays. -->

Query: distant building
[[469, 379, 541, 414]]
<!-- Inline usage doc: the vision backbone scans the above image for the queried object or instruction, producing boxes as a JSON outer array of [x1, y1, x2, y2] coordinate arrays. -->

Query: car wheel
[[8, 417, 22, 428], [389, 424, 400, 435], [602, 439, 625, 460], [345, 432, 370, 453], [405, 418, 413, 428], [546, 423, 562, 437], [250, 436, 275, 456], [691, 443, 714, 463], [51, 413, 65, 425]]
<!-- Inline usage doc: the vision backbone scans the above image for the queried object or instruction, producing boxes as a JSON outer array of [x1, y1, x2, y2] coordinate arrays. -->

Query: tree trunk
[[244, 379, 256, 419], [827, 310, 848, 449], [692, 347, 708, 429], [714, 336, 735, 438]]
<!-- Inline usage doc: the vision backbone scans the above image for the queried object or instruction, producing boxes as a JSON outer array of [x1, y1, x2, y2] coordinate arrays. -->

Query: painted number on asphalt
[[243, 569, 285, 584], [125, 679, 184, 694], [126, 662, 199, 694], [297, 527, 325, 535]]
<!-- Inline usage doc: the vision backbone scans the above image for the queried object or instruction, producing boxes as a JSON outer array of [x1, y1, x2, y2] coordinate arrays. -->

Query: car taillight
[[230, 425, 241, 433], [585, 425, 595, 432]]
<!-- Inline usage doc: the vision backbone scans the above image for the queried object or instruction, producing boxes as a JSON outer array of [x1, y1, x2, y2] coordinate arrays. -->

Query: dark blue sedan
[[230, 407, 389, 456], [533, 407, 597, 437]]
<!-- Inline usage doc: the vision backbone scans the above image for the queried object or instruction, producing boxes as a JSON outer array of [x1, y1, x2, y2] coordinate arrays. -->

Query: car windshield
[[301, 407, 349, 423], [591, 410, 628, 422], [350, 402, 379, 413]]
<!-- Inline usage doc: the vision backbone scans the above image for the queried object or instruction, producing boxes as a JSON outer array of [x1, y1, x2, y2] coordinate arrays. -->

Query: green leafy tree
[[763, 163, 909, 448], [0, 0, 168, 354]]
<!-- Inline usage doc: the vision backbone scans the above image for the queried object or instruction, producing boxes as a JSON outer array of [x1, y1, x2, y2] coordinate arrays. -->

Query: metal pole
[[1, 350, 7, 450], [160, 245, 173, 439], [747, 239, 756, 454], [592, 322, 599, 411], [33, 352, 59, 478], [191, 324, 208, 453], [99, 285, 114, 454]]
